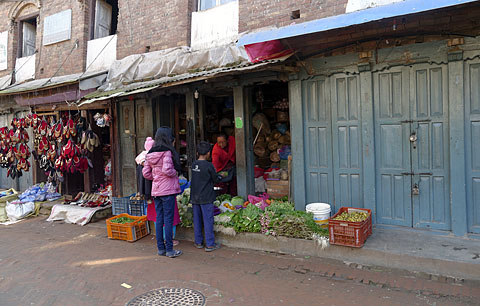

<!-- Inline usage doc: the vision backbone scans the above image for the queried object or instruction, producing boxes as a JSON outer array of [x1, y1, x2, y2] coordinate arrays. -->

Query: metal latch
[[409, 132, 417, 149], [412, 183, 420, 195]]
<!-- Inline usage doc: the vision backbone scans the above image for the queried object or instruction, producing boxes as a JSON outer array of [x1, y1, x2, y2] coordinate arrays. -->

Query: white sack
[[6, 201, 35, 220]]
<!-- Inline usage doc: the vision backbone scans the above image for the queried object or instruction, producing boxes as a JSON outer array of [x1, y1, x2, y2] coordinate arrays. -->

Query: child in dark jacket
[[191, 141, 221, 252]]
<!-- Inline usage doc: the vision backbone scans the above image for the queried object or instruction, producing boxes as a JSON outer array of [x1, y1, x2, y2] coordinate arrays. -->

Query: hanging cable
[[41, 39, 79, 87], [78, 33, 116, 80], [0, 50, 38, 91]]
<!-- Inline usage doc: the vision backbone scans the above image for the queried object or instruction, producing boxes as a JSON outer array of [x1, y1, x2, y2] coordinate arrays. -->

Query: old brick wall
[[116, 0, 195, 59], [239, 0, 348, 33], [0, 2, 13, 79], [0, 0, 88, 80], [37, 0, 88, 78]]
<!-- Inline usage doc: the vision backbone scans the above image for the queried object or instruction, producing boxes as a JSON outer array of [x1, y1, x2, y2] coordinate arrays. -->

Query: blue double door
[[374, 65, 450, 230], [303, 63, 451, 231]]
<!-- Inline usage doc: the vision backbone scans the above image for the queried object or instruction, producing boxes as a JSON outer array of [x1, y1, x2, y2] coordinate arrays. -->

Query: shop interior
[[250, 81, 291, 199], [195, 80, 291, 198]]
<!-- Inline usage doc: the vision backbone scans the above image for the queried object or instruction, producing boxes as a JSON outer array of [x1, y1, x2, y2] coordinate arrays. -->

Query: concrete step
[[176, 225, 480, 281]]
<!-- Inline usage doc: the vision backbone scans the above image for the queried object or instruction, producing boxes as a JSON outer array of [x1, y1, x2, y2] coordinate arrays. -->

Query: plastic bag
[[6, 201, 35, 221], [279, 145, 291, 160]]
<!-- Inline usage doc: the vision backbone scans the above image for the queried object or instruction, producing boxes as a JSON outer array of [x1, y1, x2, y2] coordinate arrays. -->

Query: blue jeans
[[154, 195, 176, 253], [193, 203, 215, 247]]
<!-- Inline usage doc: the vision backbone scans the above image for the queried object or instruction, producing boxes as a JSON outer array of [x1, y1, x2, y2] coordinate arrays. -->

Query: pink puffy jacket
[[142, 150, 180, 197]]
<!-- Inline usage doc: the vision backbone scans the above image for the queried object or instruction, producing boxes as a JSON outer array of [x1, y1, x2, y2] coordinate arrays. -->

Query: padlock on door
[[409, 132, 417, 149], [412, 183, 420, 195]]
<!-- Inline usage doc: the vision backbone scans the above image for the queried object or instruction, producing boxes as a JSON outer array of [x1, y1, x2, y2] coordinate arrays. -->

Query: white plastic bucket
[[306, 203, 331, 228]]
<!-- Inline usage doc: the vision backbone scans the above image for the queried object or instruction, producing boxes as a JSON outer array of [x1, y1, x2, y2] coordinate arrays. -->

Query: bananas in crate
[[333, 211, 368, 222]]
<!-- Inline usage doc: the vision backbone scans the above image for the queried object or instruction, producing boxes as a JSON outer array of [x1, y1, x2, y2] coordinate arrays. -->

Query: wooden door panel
[[119, 101, 136, 196]]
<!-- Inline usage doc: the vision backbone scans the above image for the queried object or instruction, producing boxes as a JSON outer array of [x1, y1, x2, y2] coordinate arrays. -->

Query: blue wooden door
[[410, 64, 451, 230], [465, 60, 480, 234], [374, 64, 451, 229], [303, 77, 334, 205], [330, 74, 363, 211], [374, 67, 412, 226]]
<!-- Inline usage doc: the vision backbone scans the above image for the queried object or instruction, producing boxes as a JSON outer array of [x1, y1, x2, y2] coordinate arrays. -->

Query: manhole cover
[[126, 288, 206, 306]]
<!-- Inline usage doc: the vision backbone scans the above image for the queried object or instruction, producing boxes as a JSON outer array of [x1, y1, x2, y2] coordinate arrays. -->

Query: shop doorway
[[249, 81, 291, 199], [197, 92, 236, 195]]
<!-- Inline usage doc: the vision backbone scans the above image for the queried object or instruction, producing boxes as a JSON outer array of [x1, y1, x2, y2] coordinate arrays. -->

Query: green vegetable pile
[[332, 211, 368, 222], [177, 188, 193, 227], [231, 204, 262, 233], [110, 216, 135, 224], [179, 189, 329, 240], [216, 194, 232, 202], [259, 200, 328, 238], [213, 199, 329, 239]]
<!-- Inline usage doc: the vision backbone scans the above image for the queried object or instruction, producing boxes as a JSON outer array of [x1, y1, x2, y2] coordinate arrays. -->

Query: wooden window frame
[[16, 13, 38, 58], [198, 0, 235, 11], [89, 0, 119, 40]]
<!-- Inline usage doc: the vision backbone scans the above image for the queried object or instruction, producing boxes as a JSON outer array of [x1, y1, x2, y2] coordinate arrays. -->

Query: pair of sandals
[[9, 129, 29, 144], [16, 158, 30, 172], [7, 164, 23, 179], [80, 130, 100, 152], [70, 192, 110, 207], [14, 144, 30, 160]]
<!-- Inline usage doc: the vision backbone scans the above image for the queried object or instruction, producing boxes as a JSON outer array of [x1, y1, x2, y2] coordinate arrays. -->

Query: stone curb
[[176, 226, 480, 283]]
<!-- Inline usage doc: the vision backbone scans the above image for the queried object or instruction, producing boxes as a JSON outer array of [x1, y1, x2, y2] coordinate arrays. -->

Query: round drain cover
[[126, 288, 206, 306]]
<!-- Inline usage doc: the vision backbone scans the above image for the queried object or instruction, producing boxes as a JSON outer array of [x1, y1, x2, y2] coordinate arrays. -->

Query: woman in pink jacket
[[143, 127, 182, 258]]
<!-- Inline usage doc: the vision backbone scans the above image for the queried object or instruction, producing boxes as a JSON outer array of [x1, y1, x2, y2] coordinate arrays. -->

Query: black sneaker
[[166, 250, 183, 258], [194, 243, 204, 249], [205, 243, 221, 252]]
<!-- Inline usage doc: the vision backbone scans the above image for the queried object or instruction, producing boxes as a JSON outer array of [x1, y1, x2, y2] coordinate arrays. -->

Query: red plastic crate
[[328, 207, 372, 248]]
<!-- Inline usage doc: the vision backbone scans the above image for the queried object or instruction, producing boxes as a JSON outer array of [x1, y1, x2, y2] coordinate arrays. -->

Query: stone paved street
[[0, 217, 478, 306]]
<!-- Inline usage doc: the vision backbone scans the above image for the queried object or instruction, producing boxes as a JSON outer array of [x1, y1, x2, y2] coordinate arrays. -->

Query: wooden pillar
[[186, 91, 197, 179], [358, 63, 376, 216], [288, 80, 306, 211], [198, 94, 205, 141], [448, 51, 467, 236], [82, 110, 91, 193], [174, 97, 180, 152], [233, 86, 254, 198], [112, 100, 121, 197]]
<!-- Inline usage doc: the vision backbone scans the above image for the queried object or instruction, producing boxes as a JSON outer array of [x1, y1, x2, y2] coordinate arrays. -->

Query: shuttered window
[[199, 0, 236, 11], [22, 20, 36, 57], [94, 0, 112, 39]]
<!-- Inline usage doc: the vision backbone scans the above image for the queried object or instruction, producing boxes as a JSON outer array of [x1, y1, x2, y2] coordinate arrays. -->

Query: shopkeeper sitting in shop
[[212, 133, 237, 195]]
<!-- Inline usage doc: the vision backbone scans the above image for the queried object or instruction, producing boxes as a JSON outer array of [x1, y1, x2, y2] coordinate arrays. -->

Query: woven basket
[[270, 151, 281, 162]]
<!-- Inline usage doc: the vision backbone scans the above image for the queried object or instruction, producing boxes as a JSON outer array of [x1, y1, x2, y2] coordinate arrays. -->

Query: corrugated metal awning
[[79, 86, 160, 106], [78, 58, 284, 105], [237, 0, 477, 46], [0, 70, 107, 96]]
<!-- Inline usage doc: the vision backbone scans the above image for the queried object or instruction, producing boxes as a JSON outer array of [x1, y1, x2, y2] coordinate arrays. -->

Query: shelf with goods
[[251, 81, 291, 199]]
